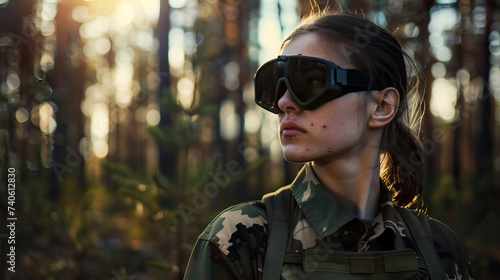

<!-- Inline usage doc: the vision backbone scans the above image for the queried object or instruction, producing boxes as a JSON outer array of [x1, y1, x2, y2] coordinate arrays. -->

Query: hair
[[281, 11, 424, 207]]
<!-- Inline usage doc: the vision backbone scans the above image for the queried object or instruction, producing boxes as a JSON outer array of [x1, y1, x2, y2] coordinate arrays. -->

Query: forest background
[[0, 0, 500, 279]]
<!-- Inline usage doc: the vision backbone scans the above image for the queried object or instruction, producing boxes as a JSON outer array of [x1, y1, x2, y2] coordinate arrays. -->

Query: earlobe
[[369, 87, 400, 129]]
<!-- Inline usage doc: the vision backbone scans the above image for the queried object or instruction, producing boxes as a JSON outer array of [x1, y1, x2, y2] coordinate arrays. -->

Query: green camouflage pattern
[[184, 163, 474, 279]]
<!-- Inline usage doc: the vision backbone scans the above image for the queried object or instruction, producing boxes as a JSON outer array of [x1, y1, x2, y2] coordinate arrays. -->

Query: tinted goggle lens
[[255, 60, 285, 110], [288, 59, 327, 102], [255, 56, 333, 113]]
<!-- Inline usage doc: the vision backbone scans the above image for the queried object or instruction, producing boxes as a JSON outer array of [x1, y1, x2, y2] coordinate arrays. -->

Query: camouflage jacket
[[184, 163, 474, 280]]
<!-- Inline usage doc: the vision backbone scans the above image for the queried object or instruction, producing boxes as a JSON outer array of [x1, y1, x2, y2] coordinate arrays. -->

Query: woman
[[184, 11, 473, 280]]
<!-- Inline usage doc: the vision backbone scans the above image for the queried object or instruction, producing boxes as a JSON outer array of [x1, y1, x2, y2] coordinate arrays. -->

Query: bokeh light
[[431, 62, 447, 78], [244, 109, 261, 134], [39, 102, 57, 134], [176, 77, 195, 108], [430, 78, 458, 122], [169, 0, 186, 9], [220, 99, 240, 140], [428, 7, 460, 33], [146, 109, 161, 126], [15, 107, 29, 123], [90, 104, 109, 158], [72, 6, 88, 23], [6, 72, 20, 90]]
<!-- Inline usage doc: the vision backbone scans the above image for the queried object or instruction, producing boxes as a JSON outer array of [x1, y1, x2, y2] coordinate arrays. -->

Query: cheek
[[318, 116, 361, 143], [308, 122, 328, 130]]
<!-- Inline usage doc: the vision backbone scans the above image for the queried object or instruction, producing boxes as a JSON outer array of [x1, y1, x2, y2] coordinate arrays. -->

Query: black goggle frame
[[254, 55, 387, 114]]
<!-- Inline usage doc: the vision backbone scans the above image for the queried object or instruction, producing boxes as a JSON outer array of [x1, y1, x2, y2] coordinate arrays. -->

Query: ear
[[368, 87, 400, 129]]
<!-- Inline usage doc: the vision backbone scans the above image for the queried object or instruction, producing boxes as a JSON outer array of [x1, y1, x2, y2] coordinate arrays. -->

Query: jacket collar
[[289, 163, 404, 248]]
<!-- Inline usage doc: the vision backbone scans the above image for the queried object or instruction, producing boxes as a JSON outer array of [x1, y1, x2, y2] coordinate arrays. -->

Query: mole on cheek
[[310, 123, 314, 126], [322, 125, 327, 128]]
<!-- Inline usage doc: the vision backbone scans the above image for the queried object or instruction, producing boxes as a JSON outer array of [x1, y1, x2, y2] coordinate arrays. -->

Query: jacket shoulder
[[198, 201, 268, 257], [427, 216, 474, 279], [427, 216, 469, 257], [396, 209, 473, 279]]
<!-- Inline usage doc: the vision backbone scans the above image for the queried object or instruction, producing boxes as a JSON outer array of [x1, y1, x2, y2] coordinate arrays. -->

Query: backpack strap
[[262, 187, 292, 280], [396, 208, 447, 280]]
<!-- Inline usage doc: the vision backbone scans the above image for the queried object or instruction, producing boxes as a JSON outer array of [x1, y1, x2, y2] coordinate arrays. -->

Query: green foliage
[[147, 120, 196, 150], [102, 161, 151, 183]]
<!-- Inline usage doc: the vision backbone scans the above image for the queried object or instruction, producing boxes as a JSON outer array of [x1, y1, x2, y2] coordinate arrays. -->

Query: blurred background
[[0, 0, 499, 279]]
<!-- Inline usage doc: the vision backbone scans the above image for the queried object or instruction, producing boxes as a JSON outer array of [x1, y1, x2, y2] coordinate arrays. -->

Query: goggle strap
[[341, 69, 387, 91]]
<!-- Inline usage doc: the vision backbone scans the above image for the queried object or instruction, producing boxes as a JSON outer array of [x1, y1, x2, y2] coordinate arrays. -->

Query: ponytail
[[381, 119, 423, 207]]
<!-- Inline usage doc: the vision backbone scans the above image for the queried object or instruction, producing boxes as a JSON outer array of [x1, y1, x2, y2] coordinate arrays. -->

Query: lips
[[280, 120, 306, 137]]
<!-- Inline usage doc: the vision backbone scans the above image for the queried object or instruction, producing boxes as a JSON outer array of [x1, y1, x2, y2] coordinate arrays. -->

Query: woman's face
[[278, 33, 373, 164]]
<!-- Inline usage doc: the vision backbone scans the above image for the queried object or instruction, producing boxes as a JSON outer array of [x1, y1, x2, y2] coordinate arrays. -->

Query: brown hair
[[281, 12, 424, 207]]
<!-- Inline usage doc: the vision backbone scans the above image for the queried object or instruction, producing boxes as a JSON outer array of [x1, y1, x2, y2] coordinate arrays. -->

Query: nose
[[277, 81, 302, 113]]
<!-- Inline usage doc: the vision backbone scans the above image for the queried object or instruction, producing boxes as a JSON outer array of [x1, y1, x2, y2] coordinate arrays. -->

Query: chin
[[283, 150, 312, 164]]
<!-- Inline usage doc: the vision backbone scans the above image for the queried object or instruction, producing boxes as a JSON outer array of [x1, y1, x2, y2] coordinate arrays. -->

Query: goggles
[[254, 55, 387, 114]]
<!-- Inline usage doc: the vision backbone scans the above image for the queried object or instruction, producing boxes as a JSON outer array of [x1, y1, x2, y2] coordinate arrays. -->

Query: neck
[[311, 149, 381, 220]]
